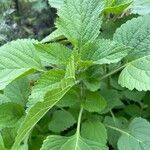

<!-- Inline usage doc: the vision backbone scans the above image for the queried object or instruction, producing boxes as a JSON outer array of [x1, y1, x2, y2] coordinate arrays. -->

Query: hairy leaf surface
[[56, 0, 105, 47], [0, 39, 42, 90]]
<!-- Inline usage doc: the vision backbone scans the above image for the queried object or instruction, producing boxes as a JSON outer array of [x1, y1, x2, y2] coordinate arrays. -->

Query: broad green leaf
[[41, 134, 108, 150], [0, 102, 24, 130], [27, 69, 65, 108], [4, 77, 30, 106], [118, 118, 150, 150], [0, 39, 42, 90], [104, 116, 128, 149], [48, 110, 76, 132], [81, 39, 131, 65], [114, 16, 150, 91], [48, 0, 64, 9], [130, 0, 150, 15], [56, 0, 105, 47], [34, 43, 72, 65], [0, 134, 5, 150], [12, 55, 76, 149], [105, 0, 133, 14], [82, 91, 106, 113], [41, 29, 64, 43], [81, 116, 107, 144]]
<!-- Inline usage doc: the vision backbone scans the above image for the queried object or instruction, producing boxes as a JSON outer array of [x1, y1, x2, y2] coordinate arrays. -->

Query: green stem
[[76, 107, 84, 136], [100, 64, 126, 81]]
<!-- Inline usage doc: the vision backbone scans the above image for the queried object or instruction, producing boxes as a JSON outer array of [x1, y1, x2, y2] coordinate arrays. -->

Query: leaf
[[41, 29, 64, 43], [12, 55, 76, 149], [130, 0, 150, 15], [48, 110, 76, 132], [104, 116, 128, 149], [124, 105, 141, 117], [0, 39, 42, 90], [0, 102, 24, 130], [122, 89, 146, 102], [34, 43, 72, 66], [56, 0, 105, 47], [81, 116, 107, 144], [4, 77, 30, 106], [48, 0, 64, 9], [114, 16, 150, 91], [0, 134, 5, 150], [57, 89, 79, 107], [104, 0, 133, 14], [100, 89, 123, 114], [41, 134, 108, 150], [118, 118, 150, 150], [82, 91, 106, 113], [27, 69, 65, 108], [81, 39, 131, 65]]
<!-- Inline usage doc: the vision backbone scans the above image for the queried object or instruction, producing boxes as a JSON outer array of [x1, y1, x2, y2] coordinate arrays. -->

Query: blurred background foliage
[[0, 0, 56, 45]]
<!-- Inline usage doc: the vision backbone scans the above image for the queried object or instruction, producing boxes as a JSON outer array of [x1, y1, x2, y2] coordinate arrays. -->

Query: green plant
[[0, 0, 150, 150]]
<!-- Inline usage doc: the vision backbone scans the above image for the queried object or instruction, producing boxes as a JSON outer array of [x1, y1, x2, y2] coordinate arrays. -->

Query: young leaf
[[41, 134, 108, 150], [104, 0, 133, 14], [0, 39, 42, 90], [56, 0, 105, 47], [4, 77, 30, 107], [130, 0, 150, 15], [100, 89, 123, 114], [0, 102, 24, 130], [81, 116, 107, 144], [57, 89, 79, 107], [118, 118, 150, 150], [81, 39, 131, 65], [34, 43, 72, 65], [41, 29, 64, 43], [12, 55, 76, 149], [27, 69, 65, 108], [114, 16, 150, 91], [48, 110, 76, 132], [82, 91, 107, 113]]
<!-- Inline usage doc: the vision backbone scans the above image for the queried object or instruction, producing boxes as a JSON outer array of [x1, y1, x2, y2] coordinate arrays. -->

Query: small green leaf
[[27, 69, 65, 108], [41, 134, 108, 150], [118, 118, 150, 150], [0, 39, 42, 90], [100, 89, 123, 114], [56, 0, 105, 47], [104, 0, 133, 14], [4, 77, 30, 106], [82, 91, 106, 113], [34, 43, 72, 66], [57, 89, 79, 107], [81, 39, 131, 65], [0, 102, 24, 130], [41, 29, 64, 43], [48, 110, 76, 132], [81, 116, 107, 144]]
